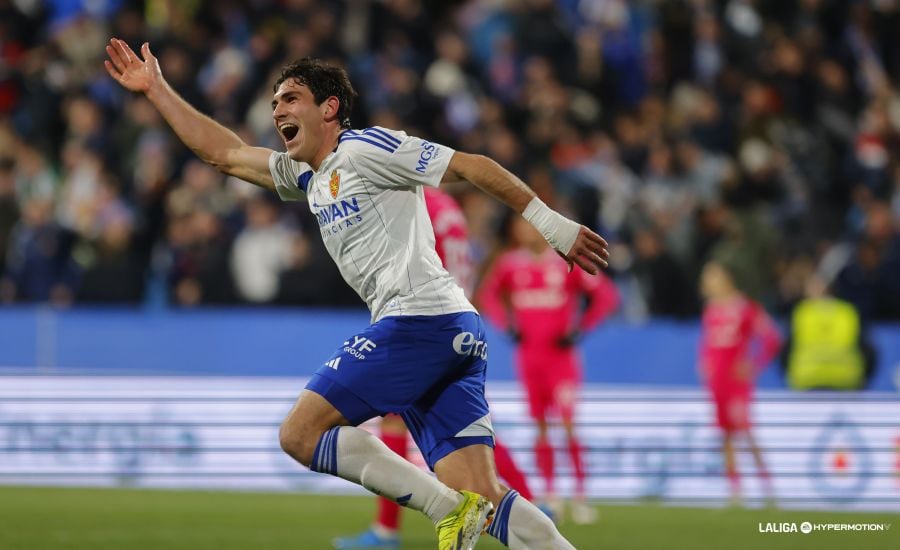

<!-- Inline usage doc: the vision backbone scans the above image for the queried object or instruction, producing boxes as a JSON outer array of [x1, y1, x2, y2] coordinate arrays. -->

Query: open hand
[[104, 38, 162, 94], [557, 226, 609, 275]]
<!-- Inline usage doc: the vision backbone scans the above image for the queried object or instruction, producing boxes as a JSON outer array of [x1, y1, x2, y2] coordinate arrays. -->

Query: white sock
[[487, 490, 575, 549], [311, 426, 462, 524]]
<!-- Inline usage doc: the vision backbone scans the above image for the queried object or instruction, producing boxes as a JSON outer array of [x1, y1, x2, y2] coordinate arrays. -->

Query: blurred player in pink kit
[[479, 216, 618, 523], [334, 187, 533, 549], [699, 261, 782, 506]]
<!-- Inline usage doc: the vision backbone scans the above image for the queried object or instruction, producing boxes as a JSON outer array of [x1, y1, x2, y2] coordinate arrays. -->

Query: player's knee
[[278, 423, 318, 466]]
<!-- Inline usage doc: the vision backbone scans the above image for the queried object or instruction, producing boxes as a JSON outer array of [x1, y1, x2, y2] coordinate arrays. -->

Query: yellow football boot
[[435, 490, 493, 550]]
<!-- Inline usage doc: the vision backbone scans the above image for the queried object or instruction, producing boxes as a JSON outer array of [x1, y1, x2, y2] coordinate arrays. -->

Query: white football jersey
[[268, 127, 475, 322]]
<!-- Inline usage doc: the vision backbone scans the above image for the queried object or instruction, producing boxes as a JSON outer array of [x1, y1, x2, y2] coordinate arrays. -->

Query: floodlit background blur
[[0, 0, 899, 541]]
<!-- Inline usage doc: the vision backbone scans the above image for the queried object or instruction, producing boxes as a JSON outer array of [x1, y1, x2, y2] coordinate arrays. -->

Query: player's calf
[[278, 424, 320, 467], [434, 444, 575, 549], [279, 389, 349, 466], [438, 472, 508, 505], [434, 443, 508, 503]]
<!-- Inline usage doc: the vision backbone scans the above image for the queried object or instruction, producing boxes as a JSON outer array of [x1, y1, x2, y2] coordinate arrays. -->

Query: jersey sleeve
[[343, 127, 455, 189], [268, 151, 312, 201]]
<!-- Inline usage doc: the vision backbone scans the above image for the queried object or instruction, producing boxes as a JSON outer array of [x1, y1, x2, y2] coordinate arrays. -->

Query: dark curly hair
[[274, 58, 357, 128]]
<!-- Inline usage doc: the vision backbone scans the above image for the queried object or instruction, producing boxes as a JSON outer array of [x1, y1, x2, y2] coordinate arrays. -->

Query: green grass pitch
[[0, 486, 896, 549]]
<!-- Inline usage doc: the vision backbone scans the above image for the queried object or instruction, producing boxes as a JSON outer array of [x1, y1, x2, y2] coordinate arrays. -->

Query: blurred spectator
[[230, 193, 294, 304], [72, 178, 143, 303], [834, 201, 900, 319], [2, 196, 76, 304], [75, 217, 144, 304], [168, 159, 236, 219], [709, 207, 778, 303], [13, 142, 58, 203], [276, 232, 362, 307], [56, 141, 108, 238], [781, 274, 876, 390], [631, 227, 695, 318], [0, 157, 19, 275], [168, 210, 235, 307]]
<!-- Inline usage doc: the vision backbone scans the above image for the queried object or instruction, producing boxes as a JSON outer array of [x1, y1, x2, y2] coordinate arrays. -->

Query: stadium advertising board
[[0, 376, 897, 511]]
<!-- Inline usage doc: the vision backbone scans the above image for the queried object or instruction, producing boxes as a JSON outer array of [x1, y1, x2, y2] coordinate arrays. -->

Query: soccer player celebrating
[[479, 216, 619, 523], [334, 187, 536, 549], [698, 261, 781, 506], [105, 39, 607, 549]]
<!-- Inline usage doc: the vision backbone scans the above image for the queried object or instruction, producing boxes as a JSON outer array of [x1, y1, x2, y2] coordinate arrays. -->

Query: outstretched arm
[[443, 152, 609, 274], [104, 38, 275, 192]]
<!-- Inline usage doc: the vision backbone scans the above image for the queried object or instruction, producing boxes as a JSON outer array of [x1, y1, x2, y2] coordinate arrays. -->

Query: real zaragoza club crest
[[329, 169, 340, 198]]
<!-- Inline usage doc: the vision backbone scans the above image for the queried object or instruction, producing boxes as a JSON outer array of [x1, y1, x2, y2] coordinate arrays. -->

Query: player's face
[[272, 79, 327, 163], [700, 263, 730, 300]]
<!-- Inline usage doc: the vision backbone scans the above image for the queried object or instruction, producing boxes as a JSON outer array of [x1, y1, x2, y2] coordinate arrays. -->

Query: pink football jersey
[[700, 297, 781, 390], [479, 248, 618, 347], [424, 187, 474, 297]]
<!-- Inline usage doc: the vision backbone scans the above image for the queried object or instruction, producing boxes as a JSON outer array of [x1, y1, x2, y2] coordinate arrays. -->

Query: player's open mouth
[[279, 123, 300, 144]]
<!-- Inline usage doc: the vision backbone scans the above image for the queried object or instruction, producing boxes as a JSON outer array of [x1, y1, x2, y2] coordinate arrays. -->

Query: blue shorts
[[306, 311, 494, 470]]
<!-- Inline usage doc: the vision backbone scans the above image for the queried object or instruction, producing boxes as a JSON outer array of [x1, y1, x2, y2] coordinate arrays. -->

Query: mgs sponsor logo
[[415, 140, 437, 173], [452, 331, 488, 360]]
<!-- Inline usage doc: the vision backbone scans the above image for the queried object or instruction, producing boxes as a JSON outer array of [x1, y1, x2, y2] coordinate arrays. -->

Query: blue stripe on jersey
[[297, 171, 313, 192], [340, 135, 397, 154], [358, 129, 399, 150], [337, 129, 358, 145], [362, 127, 401, 147]]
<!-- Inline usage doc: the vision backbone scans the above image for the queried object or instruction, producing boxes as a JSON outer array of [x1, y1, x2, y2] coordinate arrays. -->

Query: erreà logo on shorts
[[452, 332, 487, 360]]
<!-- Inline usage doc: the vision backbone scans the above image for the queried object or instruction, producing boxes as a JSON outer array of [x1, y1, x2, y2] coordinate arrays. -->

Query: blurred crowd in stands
[[0, 0, 899, 320]]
